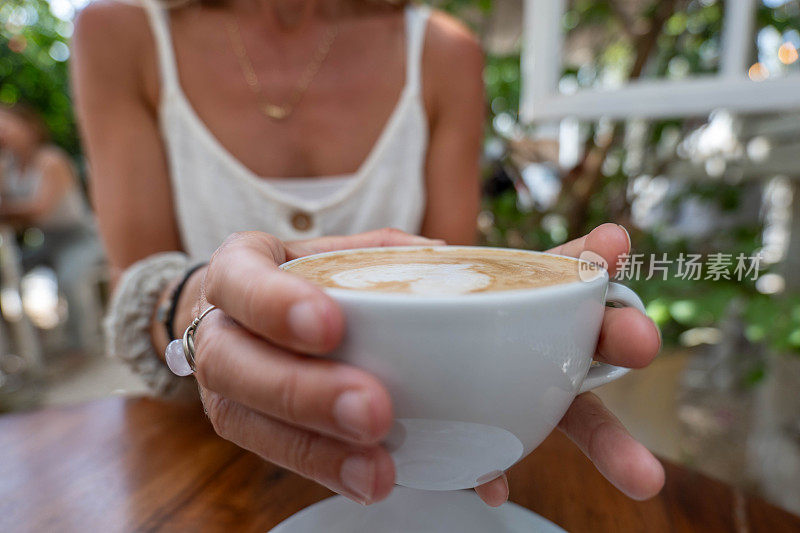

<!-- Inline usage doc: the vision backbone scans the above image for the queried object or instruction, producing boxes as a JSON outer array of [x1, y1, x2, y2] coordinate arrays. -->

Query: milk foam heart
[[330, 263, 492, 295], [284, 247, 582, 294]]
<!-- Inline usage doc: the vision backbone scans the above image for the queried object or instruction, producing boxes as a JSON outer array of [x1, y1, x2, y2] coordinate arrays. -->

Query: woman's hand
[[187, 224, 662, 507], [190, 229, 442, 505], [474, 223, 664, 506]]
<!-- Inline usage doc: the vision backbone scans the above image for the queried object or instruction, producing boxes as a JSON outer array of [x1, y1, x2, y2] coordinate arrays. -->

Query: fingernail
[[653, 319, 663, 350], [333, 390, 372, 440], [617, 224, 632, 252], [288, 300, 325, 347], [340, 455, 375, 503]]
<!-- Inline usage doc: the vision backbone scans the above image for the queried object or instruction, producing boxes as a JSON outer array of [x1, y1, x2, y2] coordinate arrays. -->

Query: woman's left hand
[[473, 223, 664, 507]]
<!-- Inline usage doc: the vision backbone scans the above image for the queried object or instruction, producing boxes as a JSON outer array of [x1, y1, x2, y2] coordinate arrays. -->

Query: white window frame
[[520, 0, 800, 122]]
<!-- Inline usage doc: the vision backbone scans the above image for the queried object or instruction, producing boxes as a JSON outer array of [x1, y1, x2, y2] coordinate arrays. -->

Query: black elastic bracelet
[[165, 262, 208, 341]]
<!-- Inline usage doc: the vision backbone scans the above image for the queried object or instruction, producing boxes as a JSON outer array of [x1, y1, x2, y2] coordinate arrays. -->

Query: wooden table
[[1, 397, 798, 532]]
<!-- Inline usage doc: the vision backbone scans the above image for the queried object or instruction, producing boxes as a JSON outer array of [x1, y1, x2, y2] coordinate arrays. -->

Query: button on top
[[291, 211, 313, 231]]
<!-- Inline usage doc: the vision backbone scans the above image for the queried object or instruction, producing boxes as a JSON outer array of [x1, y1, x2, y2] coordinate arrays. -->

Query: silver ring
[[183, 305, 218, 371], [165, 305, 218, 376]]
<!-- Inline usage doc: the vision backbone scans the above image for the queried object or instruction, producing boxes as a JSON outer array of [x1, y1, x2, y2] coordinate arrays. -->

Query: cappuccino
[[283, 247, 582, 295]]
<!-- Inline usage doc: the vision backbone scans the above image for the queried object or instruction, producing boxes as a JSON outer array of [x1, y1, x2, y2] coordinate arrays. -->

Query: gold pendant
[[263, 104, 290, 120]]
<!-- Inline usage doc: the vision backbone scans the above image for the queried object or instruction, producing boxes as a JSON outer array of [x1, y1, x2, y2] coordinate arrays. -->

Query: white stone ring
[[165, 305, 218, 377]]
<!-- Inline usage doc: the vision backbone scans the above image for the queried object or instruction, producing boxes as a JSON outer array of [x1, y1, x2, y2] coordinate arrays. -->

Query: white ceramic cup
[[281, 246, 646, 491]]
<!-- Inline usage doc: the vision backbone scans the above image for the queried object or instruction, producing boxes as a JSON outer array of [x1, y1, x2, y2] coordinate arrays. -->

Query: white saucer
[[269, 486, 566, 533]]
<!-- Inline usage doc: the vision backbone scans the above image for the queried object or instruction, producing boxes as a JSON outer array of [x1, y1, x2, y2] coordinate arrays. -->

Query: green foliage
[[0, 0, 78, 155], [484, 54, 521, 121], [627, 255, 800, 358], [469, 0, 800, 370]]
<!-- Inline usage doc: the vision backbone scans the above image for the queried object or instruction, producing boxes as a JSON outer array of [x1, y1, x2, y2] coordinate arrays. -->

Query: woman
[[0, 104, 85, 232], [72, 0, 483, 268], [0, 104, 102, 353], [72, 0, 663, 508]]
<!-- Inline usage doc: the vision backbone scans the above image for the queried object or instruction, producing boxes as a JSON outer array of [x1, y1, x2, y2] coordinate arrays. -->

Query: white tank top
[[142, 0, 431, 260]]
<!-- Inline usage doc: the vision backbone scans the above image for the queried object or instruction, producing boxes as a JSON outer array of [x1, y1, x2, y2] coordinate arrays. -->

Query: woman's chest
[[162, 13, 414, 179]]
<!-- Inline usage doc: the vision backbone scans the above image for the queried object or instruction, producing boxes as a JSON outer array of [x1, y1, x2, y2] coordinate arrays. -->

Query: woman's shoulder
[[424, 8, 482, 59], [32, 145, 78, 187], [34, 145, 75, 171], [422, 8, 483, 79], [72, 1, 159, 104], [74, 0, 151, 41], [421, 8, 484, 109], [73, 1, 156, 71]]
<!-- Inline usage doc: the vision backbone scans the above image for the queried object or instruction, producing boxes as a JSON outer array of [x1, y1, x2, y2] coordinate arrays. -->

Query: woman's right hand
[[185, 229, 442, 505]]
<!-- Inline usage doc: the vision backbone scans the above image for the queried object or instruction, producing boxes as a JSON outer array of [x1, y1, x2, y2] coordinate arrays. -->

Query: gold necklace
[[226, 18, 339, 120]]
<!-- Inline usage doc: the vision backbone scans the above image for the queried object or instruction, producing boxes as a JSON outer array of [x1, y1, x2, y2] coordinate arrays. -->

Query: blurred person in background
[[0, 103, 103, 354], [72, 0, 662, 508]]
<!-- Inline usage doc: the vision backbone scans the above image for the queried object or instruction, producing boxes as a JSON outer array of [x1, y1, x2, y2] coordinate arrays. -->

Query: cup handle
[[578, 283, 647, 394]]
